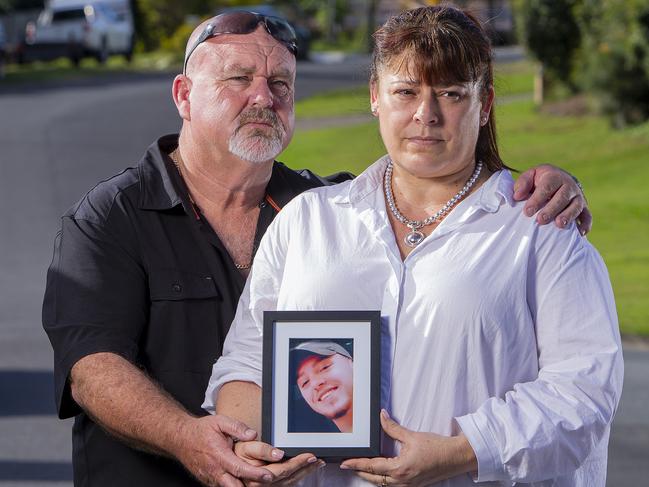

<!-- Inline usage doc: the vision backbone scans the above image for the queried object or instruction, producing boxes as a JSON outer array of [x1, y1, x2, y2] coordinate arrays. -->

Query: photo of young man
[[288, 339, 354, 433]]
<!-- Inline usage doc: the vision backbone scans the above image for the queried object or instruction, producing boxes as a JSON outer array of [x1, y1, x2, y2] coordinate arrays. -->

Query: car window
[[52, 9, 86, 23], [100, 5, 120, 23]]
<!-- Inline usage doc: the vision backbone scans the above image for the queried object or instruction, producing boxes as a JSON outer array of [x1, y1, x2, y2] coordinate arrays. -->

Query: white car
[[24, 0, 134, 65]]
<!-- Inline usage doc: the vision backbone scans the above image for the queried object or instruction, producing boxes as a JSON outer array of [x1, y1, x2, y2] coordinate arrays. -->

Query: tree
[[514, 0, 582, 100], [366, 0, 379, 52], [575, 0, 649, 126], [134, 0, 221, 50]]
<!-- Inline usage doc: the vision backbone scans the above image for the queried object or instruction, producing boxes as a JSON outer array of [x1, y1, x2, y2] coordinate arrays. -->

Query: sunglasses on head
[[183, 11, 298, 74]]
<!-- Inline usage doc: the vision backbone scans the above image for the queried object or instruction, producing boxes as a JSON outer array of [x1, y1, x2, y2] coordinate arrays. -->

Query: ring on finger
[[381, 474, 388, 487]]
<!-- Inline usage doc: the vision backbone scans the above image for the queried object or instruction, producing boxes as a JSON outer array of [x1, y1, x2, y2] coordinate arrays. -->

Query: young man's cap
[[291, 340, 352, 359]]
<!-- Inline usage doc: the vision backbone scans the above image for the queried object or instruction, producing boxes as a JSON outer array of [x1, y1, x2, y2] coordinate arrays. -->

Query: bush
[[513, 0, 581, 91], [160, 21, 197, 61], [575, 0, 649, 127]]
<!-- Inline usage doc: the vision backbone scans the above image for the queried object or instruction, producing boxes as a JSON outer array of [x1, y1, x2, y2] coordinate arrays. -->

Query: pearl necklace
[[384, 160, 483, 248]]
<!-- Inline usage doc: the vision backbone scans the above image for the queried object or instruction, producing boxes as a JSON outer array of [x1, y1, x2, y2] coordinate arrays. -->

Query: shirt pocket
[[148, 268, 220, 301], [145, 268, 223, 386]]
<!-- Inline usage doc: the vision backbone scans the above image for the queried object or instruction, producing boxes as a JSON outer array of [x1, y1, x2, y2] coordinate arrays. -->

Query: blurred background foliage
[[130, 0, 649, 129], [5, 0, 645, 127], [2, 0, 648, 127], [515, 0, 649, 127]]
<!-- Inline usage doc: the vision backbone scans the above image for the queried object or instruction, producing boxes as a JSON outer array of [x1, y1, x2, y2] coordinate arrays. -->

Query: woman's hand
[[234, 441, 324, 486], [340, 410, 477, 486], [514, 164, 592, 235]]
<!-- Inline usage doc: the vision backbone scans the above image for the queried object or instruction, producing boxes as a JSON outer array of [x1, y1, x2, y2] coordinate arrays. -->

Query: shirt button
[[172, 283, 182, 293]]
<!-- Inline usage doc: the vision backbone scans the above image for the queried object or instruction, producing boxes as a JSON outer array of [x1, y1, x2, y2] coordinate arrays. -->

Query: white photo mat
[[271, 320, 372, 447]]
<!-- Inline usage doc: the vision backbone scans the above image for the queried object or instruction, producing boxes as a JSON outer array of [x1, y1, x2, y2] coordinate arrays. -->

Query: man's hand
[[174, 416, 275, 487], [514, 164, 592, 235], [340, 410, 476, 486], [214, 382, 323, 484], [234, 441, 324, 485], [70, 354, 273, 487]]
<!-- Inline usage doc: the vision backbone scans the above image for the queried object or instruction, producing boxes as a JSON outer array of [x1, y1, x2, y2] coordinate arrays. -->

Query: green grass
[[497, 101, 649, 336], [282, 88, 649, 336], [0, 51, 180, 84], [295, 86, 369, 119], [281, 121, 384, 174], [494, 60, 536, 97]]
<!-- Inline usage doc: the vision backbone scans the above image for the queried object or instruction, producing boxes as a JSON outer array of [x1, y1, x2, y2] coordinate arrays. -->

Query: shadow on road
[[0, 370, 56, 416], [0, 460, 72, 481]]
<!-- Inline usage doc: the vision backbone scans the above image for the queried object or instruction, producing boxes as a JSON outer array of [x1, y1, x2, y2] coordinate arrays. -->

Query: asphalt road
[[1, 53, 647, 486]]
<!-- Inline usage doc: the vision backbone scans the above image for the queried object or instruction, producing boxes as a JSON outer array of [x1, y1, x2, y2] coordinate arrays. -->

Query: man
[[291, 341, 354, 433], [43, 12, 590, 487]]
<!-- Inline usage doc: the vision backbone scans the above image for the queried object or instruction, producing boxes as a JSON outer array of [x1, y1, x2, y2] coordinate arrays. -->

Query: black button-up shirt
[[42, 134, 351, 486]]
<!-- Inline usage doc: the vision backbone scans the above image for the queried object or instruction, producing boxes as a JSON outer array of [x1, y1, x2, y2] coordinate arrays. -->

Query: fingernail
[[381, 409, 389, 419], [318, 460, 327, 468], [525, 207, 536, 216], [340, 464, 350, 470], [561, 218, 568, 227], [263, 474, 273, 482], [307, 456, 318, 464], [271, 449, 284, 459], [540, 213, 549, 222], [244, 428, 256, 436]]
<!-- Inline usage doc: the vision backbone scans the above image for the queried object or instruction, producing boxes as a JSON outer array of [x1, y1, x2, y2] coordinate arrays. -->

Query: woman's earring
[[371, 106, 378, 116], [480, 115, 488, 125]]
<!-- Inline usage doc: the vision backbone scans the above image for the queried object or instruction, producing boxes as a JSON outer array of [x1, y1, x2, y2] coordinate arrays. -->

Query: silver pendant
[[404, 230, 425, 247]]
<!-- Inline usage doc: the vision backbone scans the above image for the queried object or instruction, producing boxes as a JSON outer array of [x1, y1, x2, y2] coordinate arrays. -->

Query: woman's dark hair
[[370, 6, 508, 172]]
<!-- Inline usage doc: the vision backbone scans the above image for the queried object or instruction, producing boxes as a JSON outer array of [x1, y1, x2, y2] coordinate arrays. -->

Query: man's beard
[[228, 107, 287, 163]]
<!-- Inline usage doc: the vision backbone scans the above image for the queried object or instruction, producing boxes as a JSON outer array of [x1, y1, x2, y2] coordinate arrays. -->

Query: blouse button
[[172, 283, 182, 293]]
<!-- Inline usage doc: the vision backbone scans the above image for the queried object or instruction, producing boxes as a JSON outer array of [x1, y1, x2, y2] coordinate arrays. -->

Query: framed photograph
[[262, 310, 381, 460]]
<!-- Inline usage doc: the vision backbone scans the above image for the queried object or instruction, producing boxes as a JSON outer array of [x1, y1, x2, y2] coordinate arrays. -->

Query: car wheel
[[123, 35, 135, 63], [68, 45, 81, 67], [96, 38, 108, 64]]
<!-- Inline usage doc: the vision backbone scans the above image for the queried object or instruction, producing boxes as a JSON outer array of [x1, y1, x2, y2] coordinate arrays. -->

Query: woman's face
[[370, 57, 493, 179], [296, 353, 353, 420]]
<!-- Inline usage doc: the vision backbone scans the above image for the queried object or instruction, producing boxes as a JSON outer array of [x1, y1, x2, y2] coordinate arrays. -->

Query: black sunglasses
[[183, 11, 298, 74]]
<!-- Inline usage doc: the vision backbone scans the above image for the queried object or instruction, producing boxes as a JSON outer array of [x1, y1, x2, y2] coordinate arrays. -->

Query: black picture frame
[[262, 310, 381, 460]]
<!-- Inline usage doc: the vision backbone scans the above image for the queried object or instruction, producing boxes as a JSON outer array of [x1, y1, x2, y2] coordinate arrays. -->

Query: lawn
[[0, 51, 180, 84], [282, 73, 649, 337]]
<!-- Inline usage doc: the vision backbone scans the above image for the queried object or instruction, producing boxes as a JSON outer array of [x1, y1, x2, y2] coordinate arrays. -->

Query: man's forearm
[[216, 381, 262, 434], [71, 353, 275, 485], [70, 352, 192, 458]]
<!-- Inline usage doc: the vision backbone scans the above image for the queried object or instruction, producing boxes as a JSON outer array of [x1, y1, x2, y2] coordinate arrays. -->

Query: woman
[[204, 6, 622, 486]]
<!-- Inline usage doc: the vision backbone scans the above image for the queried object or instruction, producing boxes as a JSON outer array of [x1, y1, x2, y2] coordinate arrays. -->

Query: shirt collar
[[333, 155, 389, 206], [264, 161, 323, 210], [335, 154, 515, 214], [137, 134, 314, 214], [138, 134, 184, 211], [473, 169, 515, 213]]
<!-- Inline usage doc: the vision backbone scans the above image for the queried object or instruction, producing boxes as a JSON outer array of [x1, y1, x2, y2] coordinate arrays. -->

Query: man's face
[[296, 353, 353, 420], [184, 27, 296, 164]]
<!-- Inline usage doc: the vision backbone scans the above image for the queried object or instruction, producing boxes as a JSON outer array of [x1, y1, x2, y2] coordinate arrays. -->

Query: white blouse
[[204, 156, 623, 486]]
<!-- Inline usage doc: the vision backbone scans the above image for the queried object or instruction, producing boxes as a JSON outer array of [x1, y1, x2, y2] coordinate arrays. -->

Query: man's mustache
[[236, 108, 285, 135]]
